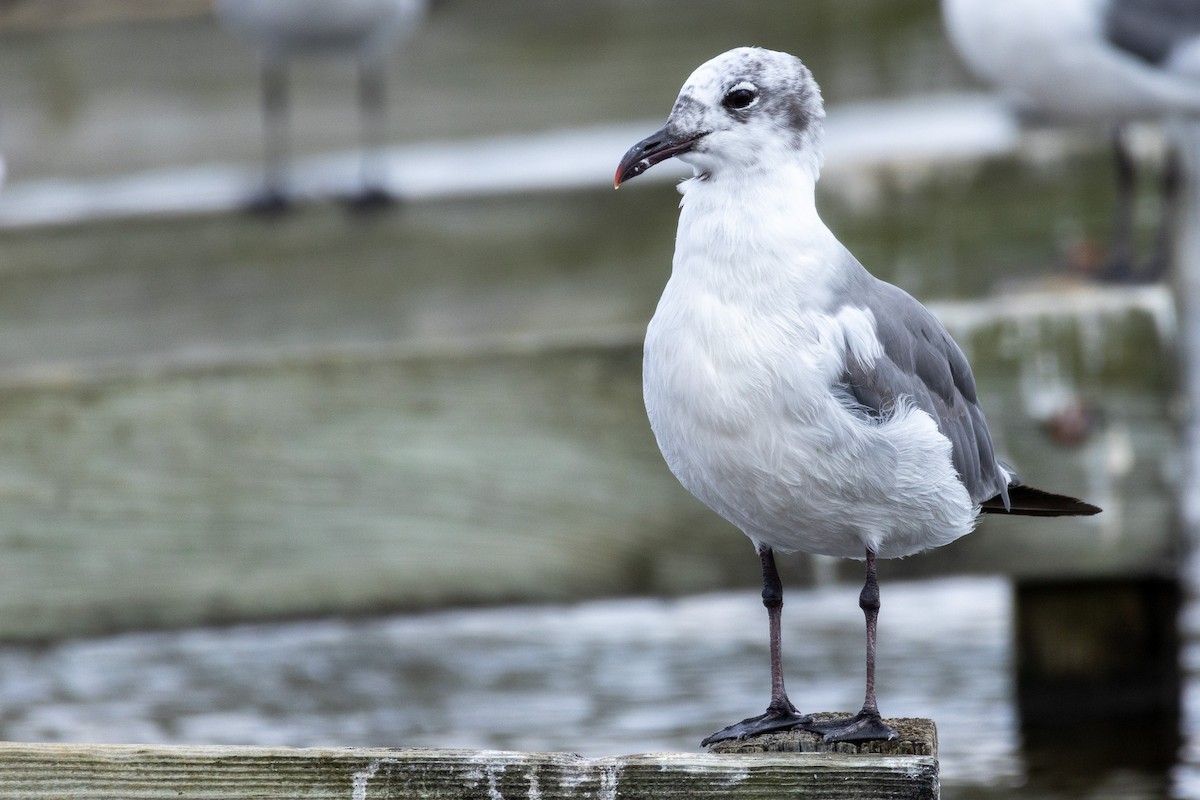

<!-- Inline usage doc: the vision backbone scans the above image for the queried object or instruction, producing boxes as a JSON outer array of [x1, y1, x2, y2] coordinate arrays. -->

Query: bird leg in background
[[700, 545, 811, 746], [1107, 128, 1138, 277], [348, 57, 397, 211], [253, 59, 291, 214], [1103, 129, 1176, 283], [1144, 144, 1180, 282], [805, 547, 899, 742]]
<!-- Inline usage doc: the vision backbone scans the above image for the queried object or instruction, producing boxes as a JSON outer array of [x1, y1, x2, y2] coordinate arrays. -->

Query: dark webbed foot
[[344, 187, 398, 213], [1093, 256, 1166, 285], [804, 709, 898, 743], [701, 704, 812, 747], [244, 188, 292, 216]]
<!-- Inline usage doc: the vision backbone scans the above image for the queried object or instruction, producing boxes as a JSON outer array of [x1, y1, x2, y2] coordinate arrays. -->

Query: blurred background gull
[[943, 0, 1200, 282], [214, 0, 426, 212], [0, 1, 1191, 799]]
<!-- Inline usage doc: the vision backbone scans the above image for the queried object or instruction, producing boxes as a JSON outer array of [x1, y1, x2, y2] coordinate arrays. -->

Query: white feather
[[640, 50, 979, 559]]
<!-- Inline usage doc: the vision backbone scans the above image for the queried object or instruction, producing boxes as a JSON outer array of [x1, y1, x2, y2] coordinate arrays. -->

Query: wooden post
[[0, 718, 938, 799], [706, 713, 937, 758], [1014, 577, 1182, 780]]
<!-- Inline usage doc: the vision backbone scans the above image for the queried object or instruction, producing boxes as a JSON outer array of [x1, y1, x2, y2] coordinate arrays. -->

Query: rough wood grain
[[0, 293, 1176, 640], [0, 196, 1177, 639], [708, 713, 937, 757], [0, 738, 939, 800]]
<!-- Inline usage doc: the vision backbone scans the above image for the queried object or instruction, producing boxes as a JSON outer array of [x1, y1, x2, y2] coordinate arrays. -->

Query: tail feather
[[981, 484, 1101, 517]]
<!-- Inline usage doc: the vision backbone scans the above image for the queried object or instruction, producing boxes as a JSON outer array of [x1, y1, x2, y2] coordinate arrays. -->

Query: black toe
[[244, 189, 292, 216], [345, 187, 398, 213], [804, 710, 898, 743], [701, 707, 812, 747]]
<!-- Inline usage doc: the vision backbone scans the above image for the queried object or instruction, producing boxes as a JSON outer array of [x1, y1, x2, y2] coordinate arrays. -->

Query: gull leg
[[1101, 127, 1176, 282], [1140, 144, 1179, 282], [248, 58, 292, 214], [701, 545, 811, 746], [346, 57, 396, 212], [1103, 128, 1138, 279], [805, 547, 898, 743]]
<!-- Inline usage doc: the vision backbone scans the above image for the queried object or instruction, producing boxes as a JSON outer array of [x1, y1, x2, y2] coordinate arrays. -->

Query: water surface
[[0, 577, 1021, 794]]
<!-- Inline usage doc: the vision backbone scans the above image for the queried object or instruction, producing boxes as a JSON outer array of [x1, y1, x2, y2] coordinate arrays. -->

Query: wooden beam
[[0, 721, 939, 799], [708, 713, 937, 757], [0, 291, 1176, 641]]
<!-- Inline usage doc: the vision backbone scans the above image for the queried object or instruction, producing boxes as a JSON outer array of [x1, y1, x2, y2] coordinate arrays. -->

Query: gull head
[[614, 47, 825, 187]]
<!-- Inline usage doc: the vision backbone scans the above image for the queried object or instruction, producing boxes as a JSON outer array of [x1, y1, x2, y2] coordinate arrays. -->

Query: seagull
[[614, 47, 1101, 746], [942, 0, 1200, 281], [215, 0, 426, 213]]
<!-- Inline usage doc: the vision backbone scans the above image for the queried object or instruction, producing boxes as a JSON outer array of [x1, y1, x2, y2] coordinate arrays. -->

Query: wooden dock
[[0, 280, 1174, 640], [0, 716, 939, 799]]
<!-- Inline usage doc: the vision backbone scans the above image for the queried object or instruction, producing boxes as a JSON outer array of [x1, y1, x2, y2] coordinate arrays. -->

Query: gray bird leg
[[259, 58, 291, 212], [701, 545, 811, 746], [804, 547, 898, 743], [347, 57, 396, 211]]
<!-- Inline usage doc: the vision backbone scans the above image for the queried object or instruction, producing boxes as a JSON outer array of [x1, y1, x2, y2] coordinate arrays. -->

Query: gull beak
[[613, 126, 705, 188]]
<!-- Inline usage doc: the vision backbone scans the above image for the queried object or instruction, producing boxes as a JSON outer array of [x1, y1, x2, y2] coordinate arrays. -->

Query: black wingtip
[[980, 484, 1101, 517]]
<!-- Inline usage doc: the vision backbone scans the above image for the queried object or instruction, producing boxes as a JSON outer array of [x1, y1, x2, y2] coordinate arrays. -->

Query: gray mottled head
[[615, 47, 826, 186]]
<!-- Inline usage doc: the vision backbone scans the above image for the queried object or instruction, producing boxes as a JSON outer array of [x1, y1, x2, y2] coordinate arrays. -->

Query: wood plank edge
[[0, 741, 939, 799]]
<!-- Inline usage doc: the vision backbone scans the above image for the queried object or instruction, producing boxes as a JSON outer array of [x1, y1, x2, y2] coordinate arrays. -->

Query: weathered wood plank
[[0, 340, 750, 639], [0, 283, 1177, 640], [0, 173, 1179, 639], [708, 714, 937, 757], [0, 735, 939, 800]]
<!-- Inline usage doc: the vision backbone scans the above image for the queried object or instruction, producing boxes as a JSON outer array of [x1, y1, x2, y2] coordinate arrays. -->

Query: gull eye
[[722, 83, 759, 111]]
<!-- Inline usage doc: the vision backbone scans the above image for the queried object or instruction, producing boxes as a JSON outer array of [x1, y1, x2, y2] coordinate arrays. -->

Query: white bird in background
[[942, 0, 1200, 282], [214, 0, 426, 213], [614, 47, 1100, 746]]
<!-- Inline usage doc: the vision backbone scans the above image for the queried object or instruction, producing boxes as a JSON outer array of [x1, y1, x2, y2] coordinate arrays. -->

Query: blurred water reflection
[[0, 577, 1021, 793]]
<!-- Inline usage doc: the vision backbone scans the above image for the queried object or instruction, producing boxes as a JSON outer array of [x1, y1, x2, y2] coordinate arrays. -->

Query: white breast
[[643, 176, 977, 559]]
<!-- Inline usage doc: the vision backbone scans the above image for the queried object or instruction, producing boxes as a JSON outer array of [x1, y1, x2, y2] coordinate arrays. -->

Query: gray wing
[[838, 278, 1010, 507], [1105, 0, 1200, 65]]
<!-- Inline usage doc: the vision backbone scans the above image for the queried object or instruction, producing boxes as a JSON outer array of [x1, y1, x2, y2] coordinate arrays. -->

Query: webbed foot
[[701, 704, 812, 747], [804, 709, 898, 743]]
